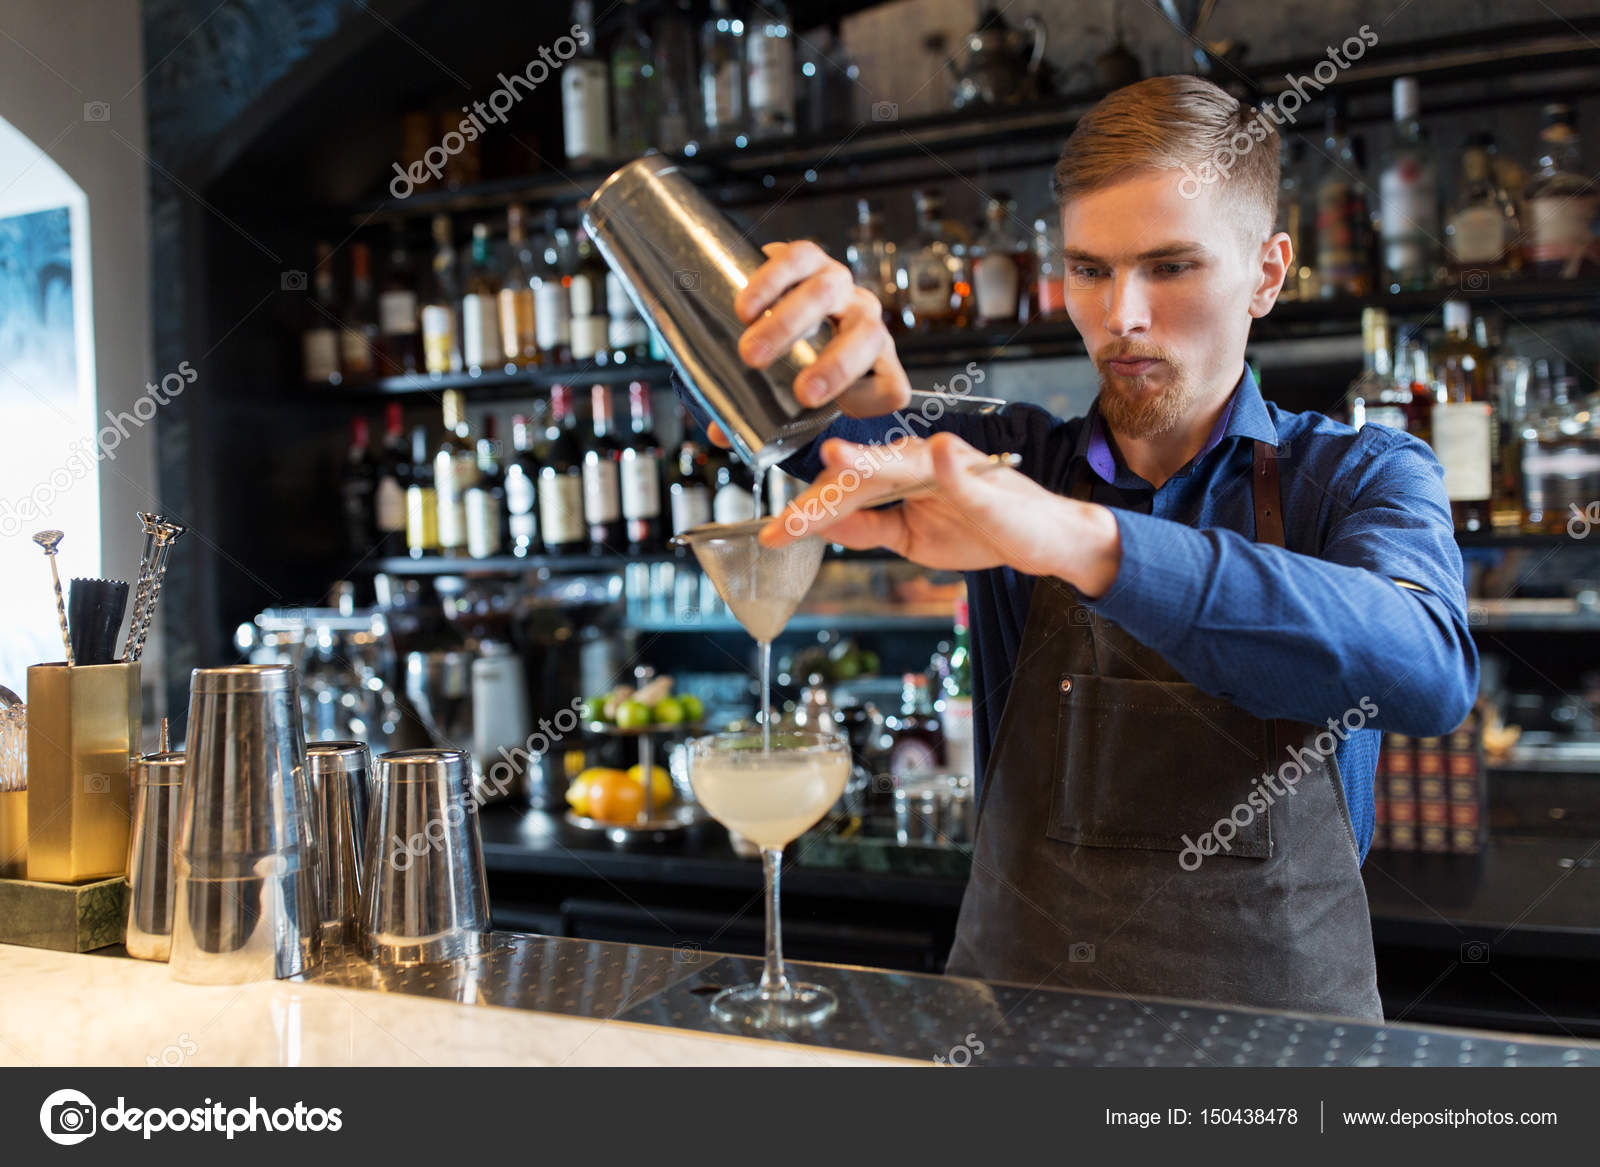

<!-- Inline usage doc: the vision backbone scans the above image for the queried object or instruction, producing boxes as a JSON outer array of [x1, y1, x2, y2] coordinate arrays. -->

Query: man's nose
[[1103, 274, 1151, 336]]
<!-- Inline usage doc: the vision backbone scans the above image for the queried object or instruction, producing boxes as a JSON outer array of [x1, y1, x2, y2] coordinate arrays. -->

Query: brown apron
[[944, 441, 1384, 1021]]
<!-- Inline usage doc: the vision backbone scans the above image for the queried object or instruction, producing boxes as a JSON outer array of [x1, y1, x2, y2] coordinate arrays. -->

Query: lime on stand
[[678, 693, 704, 722], [580, 695, 608, 724], [615, 699, 652, 730], [651, 696, 685, 725]]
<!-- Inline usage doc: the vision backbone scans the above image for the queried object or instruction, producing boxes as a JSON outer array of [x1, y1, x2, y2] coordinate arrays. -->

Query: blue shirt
[[680, 366, 1479, 861]]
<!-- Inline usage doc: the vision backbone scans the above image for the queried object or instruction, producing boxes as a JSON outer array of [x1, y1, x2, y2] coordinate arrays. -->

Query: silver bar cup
[[361, 748, 491, 964], [125, 750, 186, 961], [582, 153, 840, 474], [169, 664, 322, 983], [305, 740, 372, 949]]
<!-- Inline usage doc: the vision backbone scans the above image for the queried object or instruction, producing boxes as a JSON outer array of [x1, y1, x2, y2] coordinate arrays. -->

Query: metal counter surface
[[299, 931, 1600, 1068]]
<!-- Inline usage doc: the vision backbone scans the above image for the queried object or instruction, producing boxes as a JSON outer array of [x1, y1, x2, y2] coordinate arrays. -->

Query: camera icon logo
[[673, 940, 702, 963], [1069, 941, 1096, 963], [1460, 940, 1490, 964], [83, 773, 110, 795], [83, 102, 111, 123], [40, 1088, 97, 1145], [673, 270, 701, 292], [871, 101, 899, 122], [1068, 269, 1095, 290], [1459, 269, 1490, 292], [281, 270, 308, 292]]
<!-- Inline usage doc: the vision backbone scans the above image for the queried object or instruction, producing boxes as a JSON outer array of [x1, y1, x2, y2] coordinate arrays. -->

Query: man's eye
[[1070, 266, 1101, 280], [1154, 262, 1193, 276]]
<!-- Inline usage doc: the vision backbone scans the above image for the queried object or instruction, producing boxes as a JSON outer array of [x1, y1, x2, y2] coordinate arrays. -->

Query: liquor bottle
[[505, 413, 539, 557], [1446, 133, 1522, 281], [404, 424, 439, 558], [301, 242, 341, 385], [969, 191, 1030, 327], [374, 402, 408, 557], [568, 222, 609, 364], [1490, 341, 1528, 532], [540, 384, 588, 555], [583, 384, 626, 550], [534, 210, 573, 365], [711, 447, 757, 523], [1032, 210, 1066, 319], [846, 198, 898, 326], [1522, 362, 1600, 532], [432, 390, 478, 556], [746, 0, 796, 139], [340, 416, 377, 554], [460, 222, 503, 375], [898, 189, 970, 331], [606, 271, 651, 363], [653, 0, 698, 153], [1431, 301, 1492, 532], [668, 419, 713, 535], [421, 215, 461, 375], [700, 0, 746, 147], [562, 0, 612, 166], [1316, 97, 1375, 298], [1379, 77, 1441, 293], [884, 673, 944, 779], [796, 21, 858, 137], [463, 414, 506, 559], [1524, 104, 1599, 279], [377, 223, 423, 376], [1345, 308, 1406, 431], [1393, 323, 1437, 443], [340, 243, 379, 385], [611, 0, 655, 159], [620, 381, 665, 550], [939, 596, 975, 780], [499, 205, 539, 367], [1275, 138, 1317, 301]]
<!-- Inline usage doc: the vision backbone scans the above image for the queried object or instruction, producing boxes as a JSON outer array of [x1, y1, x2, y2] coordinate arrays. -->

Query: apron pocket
[[1047, 673, 1275, 861]]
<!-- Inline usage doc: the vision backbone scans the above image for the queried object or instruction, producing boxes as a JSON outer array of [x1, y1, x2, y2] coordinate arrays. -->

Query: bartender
[[693, 76, 1477, 1022]]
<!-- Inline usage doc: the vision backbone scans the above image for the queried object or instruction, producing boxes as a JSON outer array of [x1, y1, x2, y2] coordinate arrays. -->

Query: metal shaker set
[[130, 662, 491, 982]]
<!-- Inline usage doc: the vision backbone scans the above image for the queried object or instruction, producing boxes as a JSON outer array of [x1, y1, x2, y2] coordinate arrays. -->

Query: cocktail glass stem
[[758, 846, 789, 995]]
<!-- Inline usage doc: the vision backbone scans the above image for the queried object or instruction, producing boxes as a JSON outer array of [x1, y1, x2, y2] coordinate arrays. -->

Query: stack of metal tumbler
[[143, 662, 490, 982]]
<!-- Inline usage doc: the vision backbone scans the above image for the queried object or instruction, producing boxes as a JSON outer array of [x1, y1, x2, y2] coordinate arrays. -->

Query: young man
[[701, 76, 1476, 1020]]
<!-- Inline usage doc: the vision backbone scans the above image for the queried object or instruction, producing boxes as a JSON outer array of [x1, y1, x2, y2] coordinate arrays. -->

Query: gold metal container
[[25, 661, 140, 883]]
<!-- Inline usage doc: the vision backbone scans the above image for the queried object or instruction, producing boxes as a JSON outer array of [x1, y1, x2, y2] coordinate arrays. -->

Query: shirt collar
[[1079, 364, 1279, 487]]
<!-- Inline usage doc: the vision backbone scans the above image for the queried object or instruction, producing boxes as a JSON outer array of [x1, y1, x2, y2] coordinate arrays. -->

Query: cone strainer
[[671, 519, 826, 642]]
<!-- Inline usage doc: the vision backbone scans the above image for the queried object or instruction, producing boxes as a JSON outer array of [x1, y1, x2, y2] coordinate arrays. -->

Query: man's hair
[[1051, 76, 1280, 241]]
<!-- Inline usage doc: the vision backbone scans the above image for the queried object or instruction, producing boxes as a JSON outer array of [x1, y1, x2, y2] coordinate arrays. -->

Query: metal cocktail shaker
[[582, 154, 840, 473], [305, 741, 372, 949], [169, 664, 321, 983], [125, 750, 186, 961]]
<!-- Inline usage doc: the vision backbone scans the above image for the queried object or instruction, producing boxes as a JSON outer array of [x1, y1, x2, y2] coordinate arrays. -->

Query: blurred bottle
[[846, 198, 899, 327], [607, 271, 651, 363], [746, 0, 796, 139], [621, 380, 665, 551], [1446, 134, 1521, 282], [421, 215, 461, 375], [1431, 301, 1492, 532], [377, 223, 424, 375], [433, 390, 478, 556], [711, 446, 757, 522], [1524, 104, 1599, 279], [885, 673, 944, 779], [464, 414, 506, 559], [1345, 308, 1406, 431], [1394, 322, 1437, 443], [939, 596, 975, 780], [541, 384, 588, 555], [700, 0, 747, 146], [535, 209, 573, 365], [898, 188, 970, 331], [340, 243, 379, 384], [569, 222, 610, 365], [669, 411, 714, 535], [1316, 97, 1375, 298], [1275, 138, 1317, 301], [460, 222, 503, 375], [301, 242, 341, 385], [653, 0, 699, 152], [404, 424, 439, 558], [1379, 77, 1441, 293], [1522, 361, 1600, 532], [563, 0, 613, 166], [374, 402, 408, 557], [584, 384, 626, 550], [505, 412, 540, 557], [499, 205, 540, 367], [797, 22, 859, 137], [1032, 210, 1066, 319], [611, 0, 656, 158], [341, 416, 377, 554], [969, 191, 1030, 326]]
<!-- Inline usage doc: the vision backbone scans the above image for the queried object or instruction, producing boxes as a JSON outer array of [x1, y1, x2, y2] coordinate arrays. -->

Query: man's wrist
[[1051, 497, 1123, 597]]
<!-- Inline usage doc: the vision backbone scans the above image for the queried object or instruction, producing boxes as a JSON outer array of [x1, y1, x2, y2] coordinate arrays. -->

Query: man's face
[[1060, 170, 1268, 440]]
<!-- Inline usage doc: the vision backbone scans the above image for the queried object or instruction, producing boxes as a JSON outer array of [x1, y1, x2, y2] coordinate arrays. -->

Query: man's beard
[[1094, 347, 1196, 440]]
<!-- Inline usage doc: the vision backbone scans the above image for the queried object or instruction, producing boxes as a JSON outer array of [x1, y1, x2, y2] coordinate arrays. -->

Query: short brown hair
[[1052, 76, 1280, 240]]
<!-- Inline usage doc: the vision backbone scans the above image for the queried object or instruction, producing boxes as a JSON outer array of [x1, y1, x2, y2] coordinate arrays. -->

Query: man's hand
[[703, 240, 912, 449], [759, 432, 1124, 596]]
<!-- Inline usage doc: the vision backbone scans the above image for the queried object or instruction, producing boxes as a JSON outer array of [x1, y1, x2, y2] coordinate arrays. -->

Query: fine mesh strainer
[[671, 520, 826, 643]]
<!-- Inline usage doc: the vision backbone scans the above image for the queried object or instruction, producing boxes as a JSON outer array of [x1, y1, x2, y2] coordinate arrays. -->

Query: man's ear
[[1249, 232, 1292, 318]]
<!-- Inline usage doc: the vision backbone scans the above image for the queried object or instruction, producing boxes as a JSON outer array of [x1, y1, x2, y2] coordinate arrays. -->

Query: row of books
[[1373, 717, 1486, 855]]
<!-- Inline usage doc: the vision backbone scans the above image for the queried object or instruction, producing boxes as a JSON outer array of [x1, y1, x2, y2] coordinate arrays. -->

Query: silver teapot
[[946, 7, 1049, 109]]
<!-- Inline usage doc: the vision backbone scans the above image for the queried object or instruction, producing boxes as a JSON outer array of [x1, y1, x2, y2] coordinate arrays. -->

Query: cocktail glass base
[[710, 981, 838, 1031]]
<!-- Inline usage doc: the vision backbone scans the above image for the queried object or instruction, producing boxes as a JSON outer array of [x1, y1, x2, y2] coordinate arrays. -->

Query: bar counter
[[4, 933, 1599, 1068]]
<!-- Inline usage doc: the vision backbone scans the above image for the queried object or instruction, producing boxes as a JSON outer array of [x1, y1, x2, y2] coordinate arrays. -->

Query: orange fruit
[[585, 770, 644, 823]]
